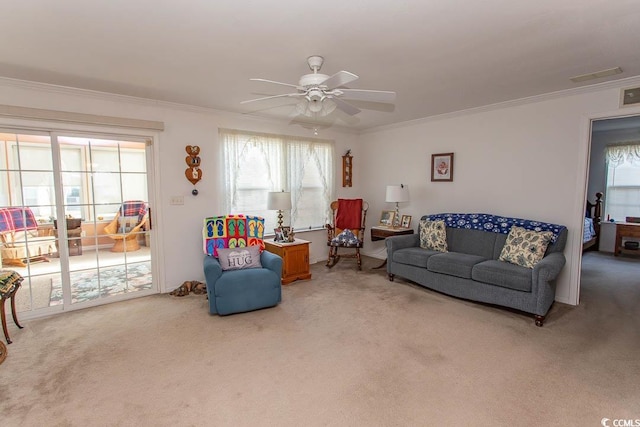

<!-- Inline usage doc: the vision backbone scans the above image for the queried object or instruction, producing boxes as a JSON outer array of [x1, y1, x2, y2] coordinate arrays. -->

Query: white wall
[[359, 81, 640, 305], [0, 79, 360, 292], [4, 76, 640, 305]]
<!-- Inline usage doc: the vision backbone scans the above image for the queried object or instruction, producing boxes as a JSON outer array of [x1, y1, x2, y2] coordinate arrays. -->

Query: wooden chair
[[326, 199, 369, 270]]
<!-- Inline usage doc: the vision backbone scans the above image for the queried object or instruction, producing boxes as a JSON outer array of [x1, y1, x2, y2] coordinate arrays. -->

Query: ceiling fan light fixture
[[295, 98, 336, 117], [309, 99, 323, 113], [243, 55, 396, 120]]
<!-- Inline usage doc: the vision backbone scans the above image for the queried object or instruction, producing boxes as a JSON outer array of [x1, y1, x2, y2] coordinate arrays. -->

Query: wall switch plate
[[170, 196, 184, 205]]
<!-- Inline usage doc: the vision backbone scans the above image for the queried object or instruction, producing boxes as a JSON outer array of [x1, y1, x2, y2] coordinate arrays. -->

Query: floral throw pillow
[[419, 220, 448, 252], [499, 226, 554, 269]]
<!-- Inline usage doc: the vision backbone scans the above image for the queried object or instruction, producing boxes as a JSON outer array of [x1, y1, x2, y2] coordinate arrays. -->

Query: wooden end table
[[370, 226, 414, 269], [0, 270, 24, 344], [614, 222, 640, 257], [264, 238, 312, 285]]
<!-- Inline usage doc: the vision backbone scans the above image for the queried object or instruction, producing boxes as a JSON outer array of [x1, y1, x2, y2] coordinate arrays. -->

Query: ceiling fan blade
[[339, 89, 396, 103], [330, 97, 361, 116], [250, 78, 301, 89], [321, 71, 359, 90], [241, 93, 304, 104]]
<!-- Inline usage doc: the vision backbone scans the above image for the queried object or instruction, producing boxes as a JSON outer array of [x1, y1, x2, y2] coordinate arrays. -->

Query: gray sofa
[[385, 214, 567, 326]]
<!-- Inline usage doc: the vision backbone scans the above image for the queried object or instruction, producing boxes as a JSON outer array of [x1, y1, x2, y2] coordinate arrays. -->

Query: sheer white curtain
[[220, 129, 334, 231], [605, 142, 640, 221], [605, 142, 640, 166], [288, 139, 335, 229]]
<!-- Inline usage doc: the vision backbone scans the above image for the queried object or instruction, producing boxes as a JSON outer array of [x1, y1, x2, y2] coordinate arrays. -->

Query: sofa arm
[[260, 250, 283, 277], [203, 254, 223, 285], [385, 234, 420, 254], [533, 252, 566, 283]]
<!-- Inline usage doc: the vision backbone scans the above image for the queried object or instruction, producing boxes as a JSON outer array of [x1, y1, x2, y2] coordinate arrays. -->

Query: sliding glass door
[[0, 129, 156, 316]]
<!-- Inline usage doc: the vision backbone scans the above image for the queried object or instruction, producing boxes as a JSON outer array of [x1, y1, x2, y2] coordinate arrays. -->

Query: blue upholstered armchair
[[202, 215, 282, 315], [204, 251, 282, 315]]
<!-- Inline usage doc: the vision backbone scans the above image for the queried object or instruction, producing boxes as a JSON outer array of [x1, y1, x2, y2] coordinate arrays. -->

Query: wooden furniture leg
[[0, 341, 7, 365], [0, 275, 23, 344], [1, 303, 10, 344]]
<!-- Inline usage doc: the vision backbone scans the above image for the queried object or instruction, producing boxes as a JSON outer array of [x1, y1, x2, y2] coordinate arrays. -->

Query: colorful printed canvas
[[203, 215, 265, 257]]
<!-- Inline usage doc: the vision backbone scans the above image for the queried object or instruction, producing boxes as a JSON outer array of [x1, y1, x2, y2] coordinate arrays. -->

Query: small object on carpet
[[170, 281, 206, 297]]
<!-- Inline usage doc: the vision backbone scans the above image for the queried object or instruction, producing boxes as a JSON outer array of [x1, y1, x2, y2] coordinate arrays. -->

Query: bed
[[583, 192, 603, 252]]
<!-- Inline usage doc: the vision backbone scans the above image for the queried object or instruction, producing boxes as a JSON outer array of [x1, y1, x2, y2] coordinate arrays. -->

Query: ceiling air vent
[[621, 87, 640, 107]]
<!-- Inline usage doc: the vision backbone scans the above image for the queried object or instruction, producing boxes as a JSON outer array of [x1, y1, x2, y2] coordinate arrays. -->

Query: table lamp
[[267, 190, 292, 229], [385, 184, 410, 227]]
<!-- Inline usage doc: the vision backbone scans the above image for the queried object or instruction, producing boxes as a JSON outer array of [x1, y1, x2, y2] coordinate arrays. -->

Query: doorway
[[0, 129, 157, 317], [578, 113, 640, 302]]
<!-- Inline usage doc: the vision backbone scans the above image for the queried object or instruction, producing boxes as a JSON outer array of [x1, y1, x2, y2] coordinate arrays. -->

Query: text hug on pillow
[[217, 246, 262, 271]]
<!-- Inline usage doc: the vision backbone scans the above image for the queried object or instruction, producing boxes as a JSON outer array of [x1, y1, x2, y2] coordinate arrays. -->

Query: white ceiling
[[2, 1, 640, 131]]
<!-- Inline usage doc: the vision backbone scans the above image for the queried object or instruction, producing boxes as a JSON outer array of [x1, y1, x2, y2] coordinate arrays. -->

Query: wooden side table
[[370, 226, 414, 269], [614, 222, 640, 257], [0, 270, 24, 344], [264, 238, 312, 285]]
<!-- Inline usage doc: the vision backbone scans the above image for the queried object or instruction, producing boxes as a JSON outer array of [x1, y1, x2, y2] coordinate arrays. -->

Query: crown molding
[[361, 74, 640, 135], [0, 76, 358, 136]]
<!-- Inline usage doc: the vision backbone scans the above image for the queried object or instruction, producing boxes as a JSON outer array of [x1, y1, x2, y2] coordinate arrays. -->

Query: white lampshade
[[385, 185, 410, 203], [267, 191, 292, 210]]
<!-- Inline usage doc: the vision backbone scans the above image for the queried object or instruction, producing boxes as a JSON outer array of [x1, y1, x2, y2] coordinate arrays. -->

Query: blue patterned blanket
[[424, 213, 566, 242]]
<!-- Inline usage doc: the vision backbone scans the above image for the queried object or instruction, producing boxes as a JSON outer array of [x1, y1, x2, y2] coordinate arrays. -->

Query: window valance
[[605, 142, 640, 167]]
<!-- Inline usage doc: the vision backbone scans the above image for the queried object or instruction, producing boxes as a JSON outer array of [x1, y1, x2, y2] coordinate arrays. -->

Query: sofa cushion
[[427, 252, 486, 279], [392, 247, 438, 268], [499, 226, 554, 269], [446, 227, 499, 258], [419, 220, 448, 252], [118, 216, 140, 233], [472, 260, 532, 292]]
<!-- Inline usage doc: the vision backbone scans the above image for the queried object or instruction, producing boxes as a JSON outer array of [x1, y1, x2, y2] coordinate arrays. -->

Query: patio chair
[[103, 201, 149, 252]]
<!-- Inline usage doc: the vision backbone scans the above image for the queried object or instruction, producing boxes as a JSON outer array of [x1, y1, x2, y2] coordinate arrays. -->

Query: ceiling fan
[[241, 55, 396, 118]]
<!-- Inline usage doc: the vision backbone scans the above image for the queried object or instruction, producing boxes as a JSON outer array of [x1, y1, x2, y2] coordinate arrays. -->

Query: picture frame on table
[[281, 226, 292, 242], [431, 152, 454, 182], [273, 227, 285, 242], [400, 215, 412, 228], [379, 210, 396, 227]]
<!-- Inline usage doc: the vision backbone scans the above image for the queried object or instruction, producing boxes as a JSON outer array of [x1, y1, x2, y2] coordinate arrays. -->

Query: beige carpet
[[1, 253, 638, 426]]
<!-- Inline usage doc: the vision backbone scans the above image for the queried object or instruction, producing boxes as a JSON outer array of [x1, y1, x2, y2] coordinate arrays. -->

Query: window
[[605, 143, 640, 221], [0, 133, 147, 223], [220, 129, 335, 233]]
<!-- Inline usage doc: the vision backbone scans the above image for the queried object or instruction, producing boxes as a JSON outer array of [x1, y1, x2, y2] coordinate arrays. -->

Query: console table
[[614, 222, 640, 257], [370, 226, 414, 268], [0, 270, 24, 344]]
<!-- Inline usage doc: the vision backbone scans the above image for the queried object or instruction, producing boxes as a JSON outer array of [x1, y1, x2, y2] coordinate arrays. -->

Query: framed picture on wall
[[431, 152, 454, 182]]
